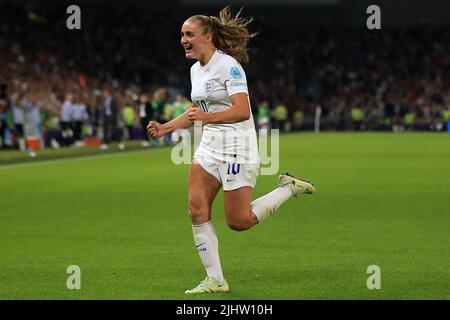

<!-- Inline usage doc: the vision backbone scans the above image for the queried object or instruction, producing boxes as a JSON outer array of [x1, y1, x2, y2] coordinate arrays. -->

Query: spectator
[[100, 88, 120, 150], [26, 91, 44, 148], [171, 94, 190, 144], [292, 109, 304, 131], [138, 93, 153, 147], [350, 105, 364, 131], [151, 88, 168, 146], [123, 100, 136, 141], [257, 101, 271, 133], [272, 102, 288, 132], [0, 84, 9, 148], [11, 93, 26, 150], [72, 95, 89, 144], [60, 93, 74, 146]]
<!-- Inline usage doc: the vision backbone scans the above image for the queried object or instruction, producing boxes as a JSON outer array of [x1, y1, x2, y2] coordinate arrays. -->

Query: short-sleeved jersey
[[190, 50, 259, 165]]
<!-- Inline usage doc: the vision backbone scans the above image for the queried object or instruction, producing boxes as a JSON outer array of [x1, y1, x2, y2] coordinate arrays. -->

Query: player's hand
[[187, 107, 211, 125], [146, 121, 165, 139]]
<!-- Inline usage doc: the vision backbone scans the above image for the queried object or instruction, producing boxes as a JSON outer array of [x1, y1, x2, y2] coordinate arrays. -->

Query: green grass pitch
[[0, 133, 449, 299]]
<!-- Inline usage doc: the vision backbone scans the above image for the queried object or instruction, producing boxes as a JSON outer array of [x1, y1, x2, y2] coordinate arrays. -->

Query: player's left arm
[[187, 93, 250, 125]]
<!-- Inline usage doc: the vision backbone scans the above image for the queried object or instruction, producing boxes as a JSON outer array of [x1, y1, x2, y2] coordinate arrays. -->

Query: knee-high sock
[[251, 185, 293, 223], [192, 221, 224, 283]]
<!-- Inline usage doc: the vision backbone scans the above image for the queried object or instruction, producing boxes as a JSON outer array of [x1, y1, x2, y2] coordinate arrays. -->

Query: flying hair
[[188, 6, 257, 64]]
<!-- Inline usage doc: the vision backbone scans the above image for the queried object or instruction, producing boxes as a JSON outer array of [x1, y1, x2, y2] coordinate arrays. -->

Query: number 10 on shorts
[[227, 163, 241, 175]]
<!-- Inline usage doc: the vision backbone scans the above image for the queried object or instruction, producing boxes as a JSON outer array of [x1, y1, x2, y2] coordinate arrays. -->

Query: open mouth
[[184, 44, 193, 53]]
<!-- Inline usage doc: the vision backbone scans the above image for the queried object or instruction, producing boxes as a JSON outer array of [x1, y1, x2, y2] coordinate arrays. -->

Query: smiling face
[[180, 19, 214, 63]]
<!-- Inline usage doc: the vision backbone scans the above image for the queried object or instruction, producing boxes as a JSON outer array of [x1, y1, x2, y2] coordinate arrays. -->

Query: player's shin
[[250, 186, 293, 223]]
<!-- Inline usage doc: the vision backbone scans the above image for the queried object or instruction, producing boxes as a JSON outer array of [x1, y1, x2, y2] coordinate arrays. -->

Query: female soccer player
[[147, 6, 315, 294]]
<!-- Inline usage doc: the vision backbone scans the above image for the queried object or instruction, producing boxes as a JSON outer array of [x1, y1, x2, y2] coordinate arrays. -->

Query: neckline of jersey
[[199, 49, 220, 69]]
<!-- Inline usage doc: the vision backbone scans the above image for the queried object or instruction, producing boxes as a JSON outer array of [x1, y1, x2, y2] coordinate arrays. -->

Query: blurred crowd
[[1, 3, 449, 150], [0, 83, 192, 150]]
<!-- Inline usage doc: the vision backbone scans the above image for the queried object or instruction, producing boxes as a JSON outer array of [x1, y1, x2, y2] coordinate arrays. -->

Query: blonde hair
[[188, 6, 256, 64]]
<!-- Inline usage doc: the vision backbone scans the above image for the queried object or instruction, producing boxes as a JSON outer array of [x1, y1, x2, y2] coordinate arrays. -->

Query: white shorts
[[193, 150, 260, 191]]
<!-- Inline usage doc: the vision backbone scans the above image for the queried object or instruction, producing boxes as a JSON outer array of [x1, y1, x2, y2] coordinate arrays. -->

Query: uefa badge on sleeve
[[230, 67, 242, 80]]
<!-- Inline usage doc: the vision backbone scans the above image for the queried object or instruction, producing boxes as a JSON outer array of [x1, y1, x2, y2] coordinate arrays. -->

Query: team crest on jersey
[[230, 67, 242, 80], [205, 81, 214, 98]]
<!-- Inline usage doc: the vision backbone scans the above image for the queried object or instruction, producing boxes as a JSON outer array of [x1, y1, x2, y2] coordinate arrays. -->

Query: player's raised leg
[[251, 172, 315, 223], [223, 172, 316, 231], [185, 160, 229, 294]]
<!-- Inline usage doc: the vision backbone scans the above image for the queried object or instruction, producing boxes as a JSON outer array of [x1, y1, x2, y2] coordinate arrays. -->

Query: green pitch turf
[[0, 133, 449, 299]]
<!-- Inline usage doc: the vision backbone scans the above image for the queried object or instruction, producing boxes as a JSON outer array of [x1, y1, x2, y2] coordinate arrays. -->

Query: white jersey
[[190, 50, 259, 165], [72, 103, 88, 122], [11, 96, 25, 125], [27, 102, 43, 125], [60, 100, 73, 122]]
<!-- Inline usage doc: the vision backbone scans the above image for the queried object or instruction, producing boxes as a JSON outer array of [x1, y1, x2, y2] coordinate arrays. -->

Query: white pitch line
[[0, 148, 166, 170]]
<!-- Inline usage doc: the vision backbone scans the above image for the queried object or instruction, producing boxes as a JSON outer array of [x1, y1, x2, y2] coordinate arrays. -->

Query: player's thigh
[[223, 186, 253, 225], [188, 160, 222, 220]]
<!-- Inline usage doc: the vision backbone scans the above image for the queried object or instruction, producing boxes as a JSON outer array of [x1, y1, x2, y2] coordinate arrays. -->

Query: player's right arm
[[146, 107, 194, 139]]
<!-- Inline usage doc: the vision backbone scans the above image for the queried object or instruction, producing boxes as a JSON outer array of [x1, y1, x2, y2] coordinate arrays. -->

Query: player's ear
[[205, 31, 213, 42]]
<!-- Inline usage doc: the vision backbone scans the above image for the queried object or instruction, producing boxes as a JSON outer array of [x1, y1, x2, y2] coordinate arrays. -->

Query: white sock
[[192, 221, 224, 283], [251, 186, 293, 223]]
